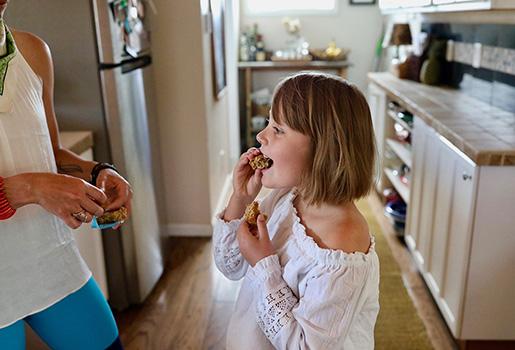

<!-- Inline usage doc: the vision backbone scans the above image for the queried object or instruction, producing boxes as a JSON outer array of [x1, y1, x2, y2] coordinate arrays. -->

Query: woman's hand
[[233, 148, 263, 202], [33, 173, 107, 229], [237, 214, 275, 267], [95, 169, 132, 213], [95, 169, 132, 229]]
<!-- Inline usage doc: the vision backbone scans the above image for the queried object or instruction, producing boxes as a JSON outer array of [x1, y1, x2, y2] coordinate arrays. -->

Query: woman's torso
[[0, 33, 90, 328]]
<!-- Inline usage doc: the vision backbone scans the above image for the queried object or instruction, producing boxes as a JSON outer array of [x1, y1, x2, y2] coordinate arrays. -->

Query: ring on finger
[[72, 210, 89, 223]]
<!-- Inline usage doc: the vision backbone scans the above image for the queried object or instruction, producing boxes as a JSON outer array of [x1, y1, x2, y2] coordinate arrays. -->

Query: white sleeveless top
[[0, 46, 91, 328]]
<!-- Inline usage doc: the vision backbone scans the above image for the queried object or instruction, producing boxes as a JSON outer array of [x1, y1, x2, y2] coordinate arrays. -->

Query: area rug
[[357, 199, 433, 350]]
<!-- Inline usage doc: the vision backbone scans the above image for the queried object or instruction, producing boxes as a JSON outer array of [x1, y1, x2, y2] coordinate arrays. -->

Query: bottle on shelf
[[240, 24, 261, 62], [255, 34, 266, 61], [239, 32, 250, 62], [247, 23, 259, 61]]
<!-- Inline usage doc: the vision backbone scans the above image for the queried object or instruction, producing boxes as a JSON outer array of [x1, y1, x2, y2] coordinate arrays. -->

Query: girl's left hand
[[237, 214, 275, 267], [95, 169, 133, 227]]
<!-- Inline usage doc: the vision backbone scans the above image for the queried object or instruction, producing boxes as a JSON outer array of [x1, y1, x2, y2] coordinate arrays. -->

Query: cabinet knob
[[462, 173, 472, 181]]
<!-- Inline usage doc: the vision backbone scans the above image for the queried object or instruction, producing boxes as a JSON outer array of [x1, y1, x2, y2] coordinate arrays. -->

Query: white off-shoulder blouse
[[213, 188, 380, 350]]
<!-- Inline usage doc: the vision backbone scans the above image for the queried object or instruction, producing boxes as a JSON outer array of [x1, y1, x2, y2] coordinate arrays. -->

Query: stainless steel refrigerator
[[6, 0, 164, 310]]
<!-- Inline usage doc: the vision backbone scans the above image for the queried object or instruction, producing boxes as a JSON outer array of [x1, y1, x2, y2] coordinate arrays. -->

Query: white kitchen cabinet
[[460, 165, 515, 339], [406, 117, 515, 341], [407, 117, 478, 335], [423, 132, 477, 336], [369, 73, 515, 346], [439, 138, 476, 334]]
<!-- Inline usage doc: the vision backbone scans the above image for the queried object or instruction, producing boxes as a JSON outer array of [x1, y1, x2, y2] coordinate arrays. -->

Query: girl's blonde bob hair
[[271, 72, 376, 206]]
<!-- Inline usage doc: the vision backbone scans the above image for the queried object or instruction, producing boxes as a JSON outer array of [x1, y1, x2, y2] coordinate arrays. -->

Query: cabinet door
[[415, 127, 440, 272], [426, 138, 455, 294], [367, 83, 387, 190], [406, 117, 438, 271], [440, 139, 476, 336], [405, 117, 426, 254], [426, 136, 477, 337]]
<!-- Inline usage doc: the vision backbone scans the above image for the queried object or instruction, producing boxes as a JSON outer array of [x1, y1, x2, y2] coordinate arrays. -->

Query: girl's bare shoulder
[[322, 210, 371, 254]]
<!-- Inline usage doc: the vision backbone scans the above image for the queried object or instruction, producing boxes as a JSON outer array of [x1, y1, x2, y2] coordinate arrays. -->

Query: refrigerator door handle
[[99, 54, 152, 73]]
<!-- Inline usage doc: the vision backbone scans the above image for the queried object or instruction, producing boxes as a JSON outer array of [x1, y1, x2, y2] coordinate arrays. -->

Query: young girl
[[213, 72, 380, 349]]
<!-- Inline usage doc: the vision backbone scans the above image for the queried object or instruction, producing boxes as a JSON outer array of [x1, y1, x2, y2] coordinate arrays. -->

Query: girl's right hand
[[3, 173, 107, 229], [232, 148, 263, 203]]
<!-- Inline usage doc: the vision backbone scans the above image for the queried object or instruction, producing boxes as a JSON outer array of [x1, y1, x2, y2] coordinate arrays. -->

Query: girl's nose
[[256, 129, 266, 145]]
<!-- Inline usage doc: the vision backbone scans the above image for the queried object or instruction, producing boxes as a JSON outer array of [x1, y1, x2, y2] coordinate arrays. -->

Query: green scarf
[[0, 23, 16, 96]]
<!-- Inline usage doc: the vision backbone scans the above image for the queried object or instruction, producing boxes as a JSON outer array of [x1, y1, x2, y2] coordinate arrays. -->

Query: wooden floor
[[114, 235, 241, 350], [115, 195, 457, 350]]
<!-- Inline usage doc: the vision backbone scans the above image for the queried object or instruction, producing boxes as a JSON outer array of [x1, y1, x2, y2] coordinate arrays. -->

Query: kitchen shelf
[[384, 168, 410, 204], [387, 110, 413, 133], [386, 138, 412, 168], [239, 60, 351, 150]]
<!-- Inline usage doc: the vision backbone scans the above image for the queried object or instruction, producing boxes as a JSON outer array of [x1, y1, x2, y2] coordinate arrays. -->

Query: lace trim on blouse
[[249, 255, 299, 341], [257, 284, 298, 339], [212, 213, 247, 277], [214, 245, 244, 274]]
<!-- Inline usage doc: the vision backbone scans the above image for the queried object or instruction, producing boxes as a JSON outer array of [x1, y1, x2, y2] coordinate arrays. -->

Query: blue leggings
[[0, 277, 122, 350]]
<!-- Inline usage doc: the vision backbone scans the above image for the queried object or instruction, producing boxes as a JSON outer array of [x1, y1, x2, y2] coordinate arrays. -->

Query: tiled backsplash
[[421, 23, 515, 113]]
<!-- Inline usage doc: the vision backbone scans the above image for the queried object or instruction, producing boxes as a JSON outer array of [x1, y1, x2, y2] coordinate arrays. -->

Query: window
[[244, 0, 338, 16]]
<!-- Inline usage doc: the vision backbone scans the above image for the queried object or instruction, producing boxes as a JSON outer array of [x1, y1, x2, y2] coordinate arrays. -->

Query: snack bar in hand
[[243, 201, 267, 227], [249, 154, 272, 170], [95, 206, 128, 227]]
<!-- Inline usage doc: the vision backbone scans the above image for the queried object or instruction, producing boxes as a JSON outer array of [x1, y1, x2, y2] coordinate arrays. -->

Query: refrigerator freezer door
[[111, 65, 163, 302]]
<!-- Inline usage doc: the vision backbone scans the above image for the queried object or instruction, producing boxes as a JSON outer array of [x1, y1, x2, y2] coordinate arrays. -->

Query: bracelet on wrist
[[90, 162, 119, 185], [0, 176, 16, 220]]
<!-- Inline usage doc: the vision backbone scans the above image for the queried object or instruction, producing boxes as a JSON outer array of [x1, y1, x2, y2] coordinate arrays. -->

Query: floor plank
[[114, 237, 241, 350]]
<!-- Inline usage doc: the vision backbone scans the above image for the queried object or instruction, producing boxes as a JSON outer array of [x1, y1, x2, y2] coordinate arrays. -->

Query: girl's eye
[[266, 117, 283, 134], [273, 126, 284, 134]]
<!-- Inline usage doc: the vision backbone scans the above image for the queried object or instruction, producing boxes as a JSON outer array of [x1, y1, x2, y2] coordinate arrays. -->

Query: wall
[[150, 0, 238, 236], [240, 0, 383, 91], [201, 0, 240, 220]]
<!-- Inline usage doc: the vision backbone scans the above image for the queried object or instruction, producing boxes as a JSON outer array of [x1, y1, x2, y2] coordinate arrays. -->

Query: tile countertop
[[59, 131, 94, 155], [368, 72, 515, 166]]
